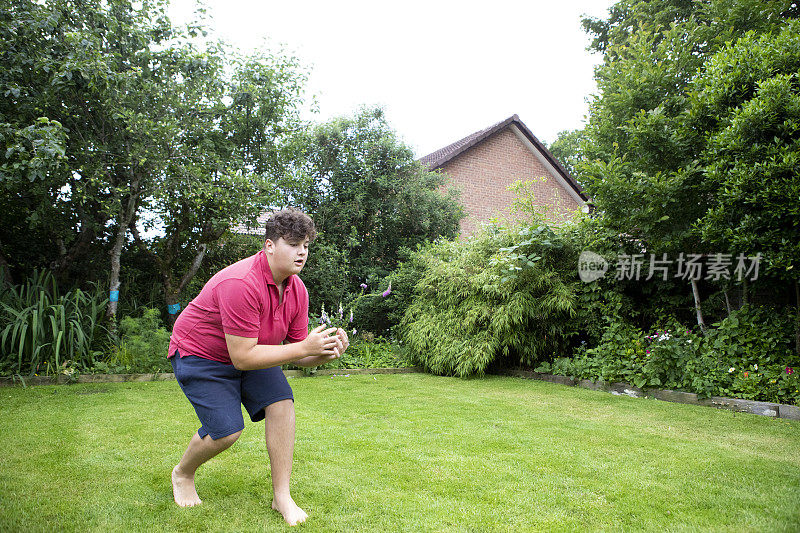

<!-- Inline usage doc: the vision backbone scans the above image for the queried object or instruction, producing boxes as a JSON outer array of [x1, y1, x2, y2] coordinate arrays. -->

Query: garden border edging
[[287, 367, 425, 378], [0, 367, 426, 387], [499, 369, 800, 421], [5, 368, 795, 421]]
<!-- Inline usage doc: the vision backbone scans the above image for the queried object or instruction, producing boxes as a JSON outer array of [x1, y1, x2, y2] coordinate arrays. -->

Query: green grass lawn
[[1, 374, 799, 532]]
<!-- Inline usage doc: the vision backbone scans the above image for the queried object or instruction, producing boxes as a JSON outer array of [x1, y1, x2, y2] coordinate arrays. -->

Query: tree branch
[[129, 221, 164, 272], [176, 243, 208, 295]]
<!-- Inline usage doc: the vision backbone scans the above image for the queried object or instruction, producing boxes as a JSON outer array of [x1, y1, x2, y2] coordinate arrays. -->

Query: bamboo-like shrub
[[401, 223, 577, 377]]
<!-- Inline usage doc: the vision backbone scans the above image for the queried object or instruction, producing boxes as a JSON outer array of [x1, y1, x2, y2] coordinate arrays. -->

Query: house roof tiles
[[419, 114, 587, 201]]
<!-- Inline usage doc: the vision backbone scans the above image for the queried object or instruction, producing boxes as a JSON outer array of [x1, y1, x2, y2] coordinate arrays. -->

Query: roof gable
[[419, 115, 587, 202]]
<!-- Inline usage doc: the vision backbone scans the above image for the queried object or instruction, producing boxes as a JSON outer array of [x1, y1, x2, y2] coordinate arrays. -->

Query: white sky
[[167, 0, 616, 157]]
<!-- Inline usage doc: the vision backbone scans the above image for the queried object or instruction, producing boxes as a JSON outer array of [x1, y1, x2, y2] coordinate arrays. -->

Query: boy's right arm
[[226, 325, 339, 371]]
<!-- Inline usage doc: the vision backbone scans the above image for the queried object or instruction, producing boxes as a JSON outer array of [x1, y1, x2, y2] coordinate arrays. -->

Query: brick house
[[420, 114, 589, 237]]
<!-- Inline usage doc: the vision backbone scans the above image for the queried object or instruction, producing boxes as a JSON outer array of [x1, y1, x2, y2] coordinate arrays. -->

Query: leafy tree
[[0, 117, 68, 285], [0, 0, 121, 283], [688, 22, 800, 352], [690, 22, 800, 280], [0, 0, 181, 329], [129, 43, 308, 324], [547, 129, 583, 182], [292, 107, 463, 310], [1, 0, 310, 328], [581, 0, 796, 241], [578, 0, 797, 330], [581, 0, 697, 54]]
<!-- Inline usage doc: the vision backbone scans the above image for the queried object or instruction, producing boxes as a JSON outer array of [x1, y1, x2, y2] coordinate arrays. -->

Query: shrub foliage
[[401, 222, 577, 376], [106, 308, 172, 374], [538, 306, 800, 406]]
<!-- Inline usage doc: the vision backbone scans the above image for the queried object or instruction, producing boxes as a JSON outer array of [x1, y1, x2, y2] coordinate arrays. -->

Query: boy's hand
[[325, 331, 346, 360], [336, 328, 350, 354], [302, 325, 340, 357]]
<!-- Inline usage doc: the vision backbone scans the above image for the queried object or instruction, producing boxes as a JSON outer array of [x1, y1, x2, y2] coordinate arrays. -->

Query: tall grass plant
[[0, 270, 107, 376]]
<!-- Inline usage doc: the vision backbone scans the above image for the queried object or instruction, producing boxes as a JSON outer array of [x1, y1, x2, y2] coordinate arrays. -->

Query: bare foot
[[272, 496, 308, 526], [172, 465, 202, 507]]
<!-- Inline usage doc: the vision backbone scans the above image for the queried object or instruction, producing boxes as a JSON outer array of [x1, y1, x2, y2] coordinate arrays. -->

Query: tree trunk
[[106, 226, 125, 332], [691, 279, 706, 335], [130, 221, 211, 329], [177, 243, 208, 295], [723, 286, 732, 317], [165, 292, 179, 328], [105, 175, 140, 333], [742, 277, 749, 307], [129, 221, 172, 321], [795, 279, 800, 358], [165, 243, 209, 328], [50, 220, 96, 279]]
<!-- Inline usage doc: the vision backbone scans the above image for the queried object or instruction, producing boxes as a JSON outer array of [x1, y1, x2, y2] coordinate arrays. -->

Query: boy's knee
[[265, 398, 294, 418], [213, 429, 242, 448]]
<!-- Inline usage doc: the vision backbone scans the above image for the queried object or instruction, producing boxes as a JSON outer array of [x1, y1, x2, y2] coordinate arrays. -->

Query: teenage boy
[[168, 208, 347, 526]]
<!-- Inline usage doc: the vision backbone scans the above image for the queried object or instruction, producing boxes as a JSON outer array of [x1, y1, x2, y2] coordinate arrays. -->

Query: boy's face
[[265, 236, 310, 277]]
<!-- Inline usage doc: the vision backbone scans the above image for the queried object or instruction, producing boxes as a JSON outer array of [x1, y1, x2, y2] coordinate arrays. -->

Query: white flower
[[729, 367, 736, 373], [753, 364, 758, 371]]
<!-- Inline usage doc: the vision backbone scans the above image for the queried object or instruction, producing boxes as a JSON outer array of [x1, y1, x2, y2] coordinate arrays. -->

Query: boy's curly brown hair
[[264, 208, 317, 245]]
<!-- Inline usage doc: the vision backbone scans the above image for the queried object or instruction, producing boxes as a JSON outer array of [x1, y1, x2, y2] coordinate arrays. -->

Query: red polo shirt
[[168, 251, 309, 364]]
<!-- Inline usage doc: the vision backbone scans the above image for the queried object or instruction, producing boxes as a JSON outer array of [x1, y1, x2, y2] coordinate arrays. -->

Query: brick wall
[[438, 127, 581, 238]]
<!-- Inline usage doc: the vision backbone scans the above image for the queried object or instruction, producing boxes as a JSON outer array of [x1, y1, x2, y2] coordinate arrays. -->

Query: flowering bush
[[703, 305, 795, 370], [728, 364, 800, 404], [541, 307, 800, 406], [574, 319, 648, 386], [350, 252, 427, 339], [696, 306, 799, 404], [555, 321, 703, 391], [638, 324, 703, 390], [300, 290, 411, 371]]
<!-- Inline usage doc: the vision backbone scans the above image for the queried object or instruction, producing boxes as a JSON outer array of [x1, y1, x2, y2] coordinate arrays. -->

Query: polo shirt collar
[[258, 250, 293, 291]]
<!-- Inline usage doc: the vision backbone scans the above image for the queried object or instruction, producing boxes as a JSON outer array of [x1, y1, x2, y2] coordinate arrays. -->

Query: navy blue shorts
[[171, 352, 294, 440]]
